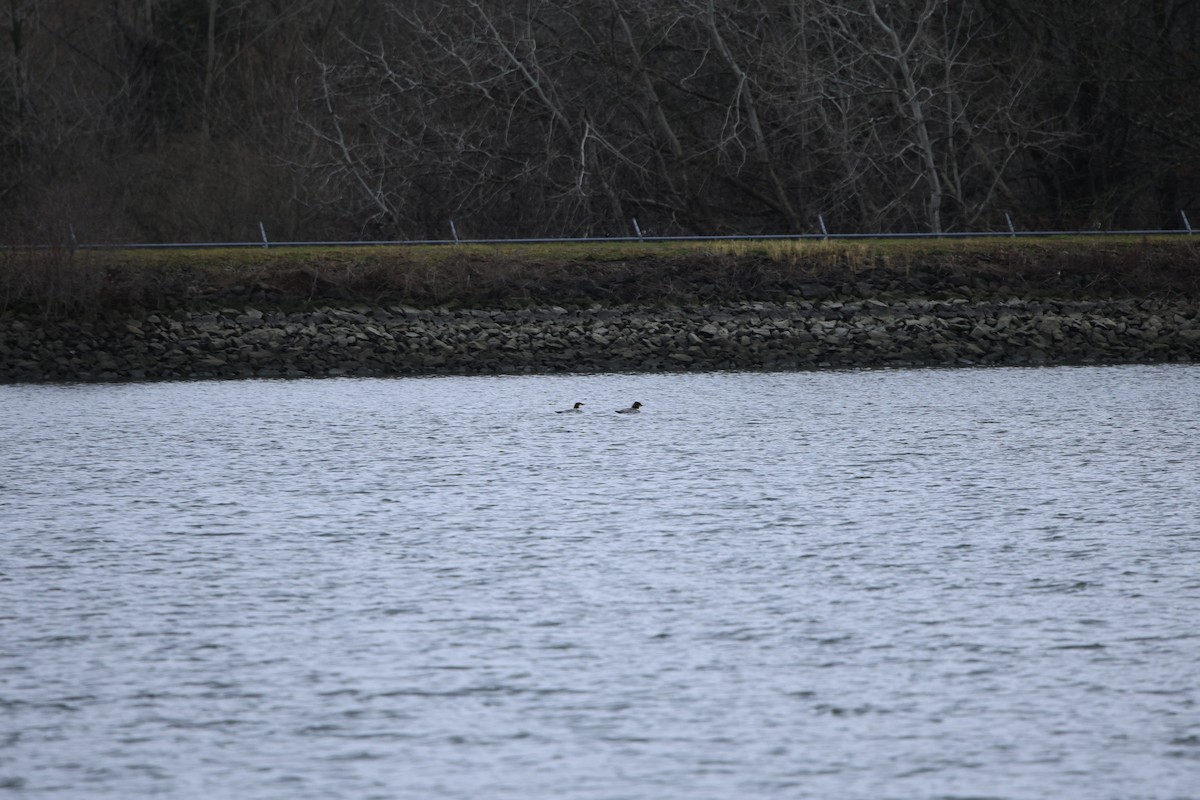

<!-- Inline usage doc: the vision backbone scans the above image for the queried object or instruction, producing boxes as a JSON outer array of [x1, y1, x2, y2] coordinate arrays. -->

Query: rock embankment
[[2, 296, 1198, 382]]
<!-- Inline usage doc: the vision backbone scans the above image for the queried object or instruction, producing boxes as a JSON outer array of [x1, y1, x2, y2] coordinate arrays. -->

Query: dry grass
[[3, 235, 1198, 318]]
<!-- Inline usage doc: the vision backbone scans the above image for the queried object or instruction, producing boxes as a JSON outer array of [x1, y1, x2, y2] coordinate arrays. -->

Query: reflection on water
[[2, 366, 1199, 799]]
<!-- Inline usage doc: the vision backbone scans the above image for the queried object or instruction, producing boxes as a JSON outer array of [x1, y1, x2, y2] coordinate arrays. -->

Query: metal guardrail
[[7, 210, 1196, 250], [51, 228, 1197, 251]]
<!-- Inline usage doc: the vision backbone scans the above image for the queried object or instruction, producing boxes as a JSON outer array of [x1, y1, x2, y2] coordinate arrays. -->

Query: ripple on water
[[1, 366, 1198, 799]]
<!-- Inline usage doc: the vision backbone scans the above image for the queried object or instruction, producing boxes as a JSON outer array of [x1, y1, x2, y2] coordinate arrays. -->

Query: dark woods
[[2, 0, 1198, 244]]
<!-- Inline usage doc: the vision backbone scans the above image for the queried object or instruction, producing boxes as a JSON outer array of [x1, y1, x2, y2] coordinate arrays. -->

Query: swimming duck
[[615, 402, 643, 414], [556, 402, 585, 413]]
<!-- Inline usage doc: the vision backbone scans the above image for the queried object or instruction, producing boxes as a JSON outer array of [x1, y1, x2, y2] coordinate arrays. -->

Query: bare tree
[[3, 0, 1196, 243]]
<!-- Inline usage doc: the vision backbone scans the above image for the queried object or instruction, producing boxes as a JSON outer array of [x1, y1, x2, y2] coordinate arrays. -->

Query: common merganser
[[615, 402, 643, 414], [556, 402, 585, 413]]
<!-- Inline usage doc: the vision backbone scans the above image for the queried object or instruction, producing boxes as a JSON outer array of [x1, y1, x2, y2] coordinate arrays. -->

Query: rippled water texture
[[3, 366, 1199, 799]]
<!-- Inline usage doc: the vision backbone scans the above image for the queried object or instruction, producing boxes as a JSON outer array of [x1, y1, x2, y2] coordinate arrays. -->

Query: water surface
[[2, 366, 1199, 799]]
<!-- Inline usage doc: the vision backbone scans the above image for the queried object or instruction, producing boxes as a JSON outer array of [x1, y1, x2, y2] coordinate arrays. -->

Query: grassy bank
[[3, 236, 1199, 318]]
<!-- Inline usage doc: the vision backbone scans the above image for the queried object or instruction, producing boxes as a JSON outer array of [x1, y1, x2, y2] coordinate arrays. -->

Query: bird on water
[[615, 402, 643, 414], [557, 402, 585, 413]]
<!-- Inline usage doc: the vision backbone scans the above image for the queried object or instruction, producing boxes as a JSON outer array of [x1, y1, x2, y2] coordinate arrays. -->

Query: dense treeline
[[2, 0, 1198, 244]]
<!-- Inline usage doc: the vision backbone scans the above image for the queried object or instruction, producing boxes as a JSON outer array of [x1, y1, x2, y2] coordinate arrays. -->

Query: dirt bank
[[2, 238, 1198, 381]]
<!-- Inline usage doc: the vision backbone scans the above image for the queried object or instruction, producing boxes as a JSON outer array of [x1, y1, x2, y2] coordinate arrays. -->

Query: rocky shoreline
[[2, 294, 1198, 382]]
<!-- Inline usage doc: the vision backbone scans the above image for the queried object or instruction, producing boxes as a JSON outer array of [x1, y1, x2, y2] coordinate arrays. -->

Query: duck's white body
[[557, 402, 585, 413], [615, 402, 643, 414]]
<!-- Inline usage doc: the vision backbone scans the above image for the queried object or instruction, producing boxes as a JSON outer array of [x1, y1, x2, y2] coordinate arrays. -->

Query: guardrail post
[[1182, 210, 1193, 235], [259, 222, 269, 249], [450, 220, 460, 243], [817, 214, 829, 239], [632, 217, 643, 241], [68, 224, 79, 250], [1005, 213, 1016, 238]]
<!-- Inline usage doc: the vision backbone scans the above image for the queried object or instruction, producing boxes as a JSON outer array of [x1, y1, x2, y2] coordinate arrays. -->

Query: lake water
[[2, 366, 1199, 800]]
